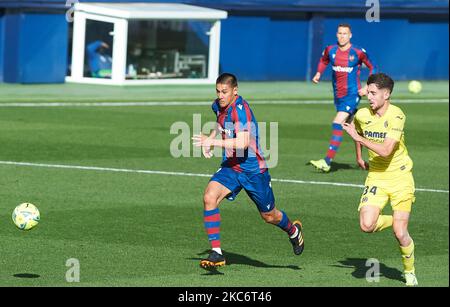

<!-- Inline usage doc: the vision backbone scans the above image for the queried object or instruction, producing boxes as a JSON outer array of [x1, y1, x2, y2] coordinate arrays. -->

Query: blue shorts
[[334, 95, 360, 114], [210, 167, 275, 213]]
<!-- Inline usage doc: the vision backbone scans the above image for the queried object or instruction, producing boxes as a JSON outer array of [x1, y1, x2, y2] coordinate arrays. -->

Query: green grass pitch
[[0, 81, 448, 286]]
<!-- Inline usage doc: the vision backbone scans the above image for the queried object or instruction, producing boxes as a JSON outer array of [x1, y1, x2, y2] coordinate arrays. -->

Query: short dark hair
[[216, 73, 238, 88], [338, 23, 352, 31], [367, 73, 395, 94]]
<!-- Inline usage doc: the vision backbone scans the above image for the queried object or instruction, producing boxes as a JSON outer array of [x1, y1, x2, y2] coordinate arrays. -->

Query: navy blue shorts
[[334, 95, 360, 114], [210, 167, 275, 213]]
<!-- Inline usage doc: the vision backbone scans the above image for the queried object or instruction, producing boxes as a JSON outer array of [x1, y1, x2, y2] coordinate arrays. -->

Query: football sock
[[400, 240, 415, 273], [324, 123, 343, 165], [204, 208, 221, 254], [373, 215, 393, 232], [276, 211, 297, 237]]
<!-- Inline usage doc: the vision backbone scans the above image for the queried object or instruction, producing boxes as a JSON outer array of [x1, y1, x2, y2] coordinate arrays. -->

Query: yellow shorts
[[358, 171, 415, 212]]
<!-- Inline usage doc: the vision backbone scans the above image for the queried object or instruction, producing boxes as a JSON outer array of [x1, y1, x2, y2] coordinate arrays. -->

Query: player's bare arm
[[198, 128, 217, 158], [192, 131, 250, 151], [343, 122, 398, 157], [354, 141, 368, 170], [358, 52, 377, 97], [312, 72, 321, 83], [358, 85, 368, 96]]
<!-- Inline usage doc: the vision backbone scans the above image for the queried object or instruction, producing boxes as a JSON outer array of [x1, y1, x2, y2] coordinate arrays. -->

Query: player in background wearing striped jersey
[[310, 23, 377, 172], [193, 73, 304, 268], [343, 73, 418, 286]]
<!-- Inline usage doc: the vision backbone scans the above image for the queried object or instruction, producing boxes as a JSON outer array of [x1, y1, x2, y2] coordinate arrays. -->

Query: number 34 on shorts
[[358, 185, 383, 210], [358, 182, 415, 212], [359, 172, 415, 212]]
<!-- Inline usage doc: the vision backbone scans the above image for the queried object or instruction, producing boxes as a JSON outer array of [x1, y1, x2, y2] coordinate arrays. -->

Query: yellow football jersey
[[354, 104, 413, 177]]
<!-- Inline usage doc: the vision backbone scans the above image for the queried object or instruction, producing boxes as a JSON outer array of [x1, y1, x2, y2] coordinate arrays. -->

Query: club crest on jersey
[[384, 121, 388, 128], [218, 125, 232, 137], [349, 55, 355, 61]]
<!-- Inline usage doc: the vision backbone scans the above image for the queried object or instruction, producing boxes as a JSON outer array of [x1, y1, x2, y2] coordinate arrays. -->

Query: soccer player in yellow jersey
[[342, 73, 418, 286]]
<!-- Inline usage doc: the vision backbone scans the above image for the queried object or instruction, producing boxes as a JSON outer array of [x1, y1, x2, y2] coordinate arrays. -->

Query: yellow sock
[[373, 215, 393, 232], [400, 240, 415, 273]]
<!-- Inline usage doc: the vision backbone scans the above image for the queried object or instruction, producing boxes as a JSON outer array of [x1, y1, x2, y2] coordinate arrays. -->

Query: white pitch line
[[0, 99, 448, 107], [0, 160, 447, 194], [0, 160, 210, 178]]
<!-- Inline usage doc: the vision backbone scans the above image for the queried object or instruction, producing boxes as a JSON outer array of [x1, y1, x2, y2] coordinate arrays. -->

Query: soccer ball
[[408, 80, 422, 94], [12, 203, 40, 230]]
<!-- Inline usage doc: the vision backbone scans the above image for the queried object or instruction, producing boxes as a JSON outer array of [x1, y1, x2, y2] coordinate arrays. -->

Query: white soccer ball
[[12, 203, 40, 230], [408, 80, 422, 94]]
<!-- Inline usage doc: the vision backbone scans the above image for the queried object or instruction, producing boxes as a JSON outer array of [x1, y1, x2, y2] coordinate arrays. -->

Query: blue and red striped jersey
[[212, 96, 267, 174], [317, 44, 377, 99]]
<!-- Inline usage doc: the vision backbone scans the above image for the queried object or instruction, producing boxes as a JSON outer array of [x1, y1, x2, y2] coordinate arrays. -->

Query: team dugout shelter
[[0, 0, 448, 84]]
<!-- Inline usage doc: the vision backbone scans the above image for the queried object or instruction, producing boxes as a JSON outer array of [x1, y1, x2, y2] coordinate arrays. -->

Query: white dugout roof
[[74, 2, 228, 20]]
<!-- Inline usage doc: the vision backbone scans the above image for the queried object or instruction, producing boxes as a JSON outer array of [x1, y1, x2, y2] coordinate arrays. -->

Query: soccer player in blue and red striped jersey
[[310, 23, 377, 172], [192, 73, 305, 268]]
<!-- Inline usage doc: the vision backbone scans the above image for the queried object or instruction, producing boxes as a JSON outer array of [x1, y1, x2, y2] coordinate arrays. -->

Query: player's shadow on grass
[[191, 250, 300, 275], [307, 162, 357, 173], [330, 162, 358, 172], [13, 273, 40, 279], [332, 258, 403, 282]]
